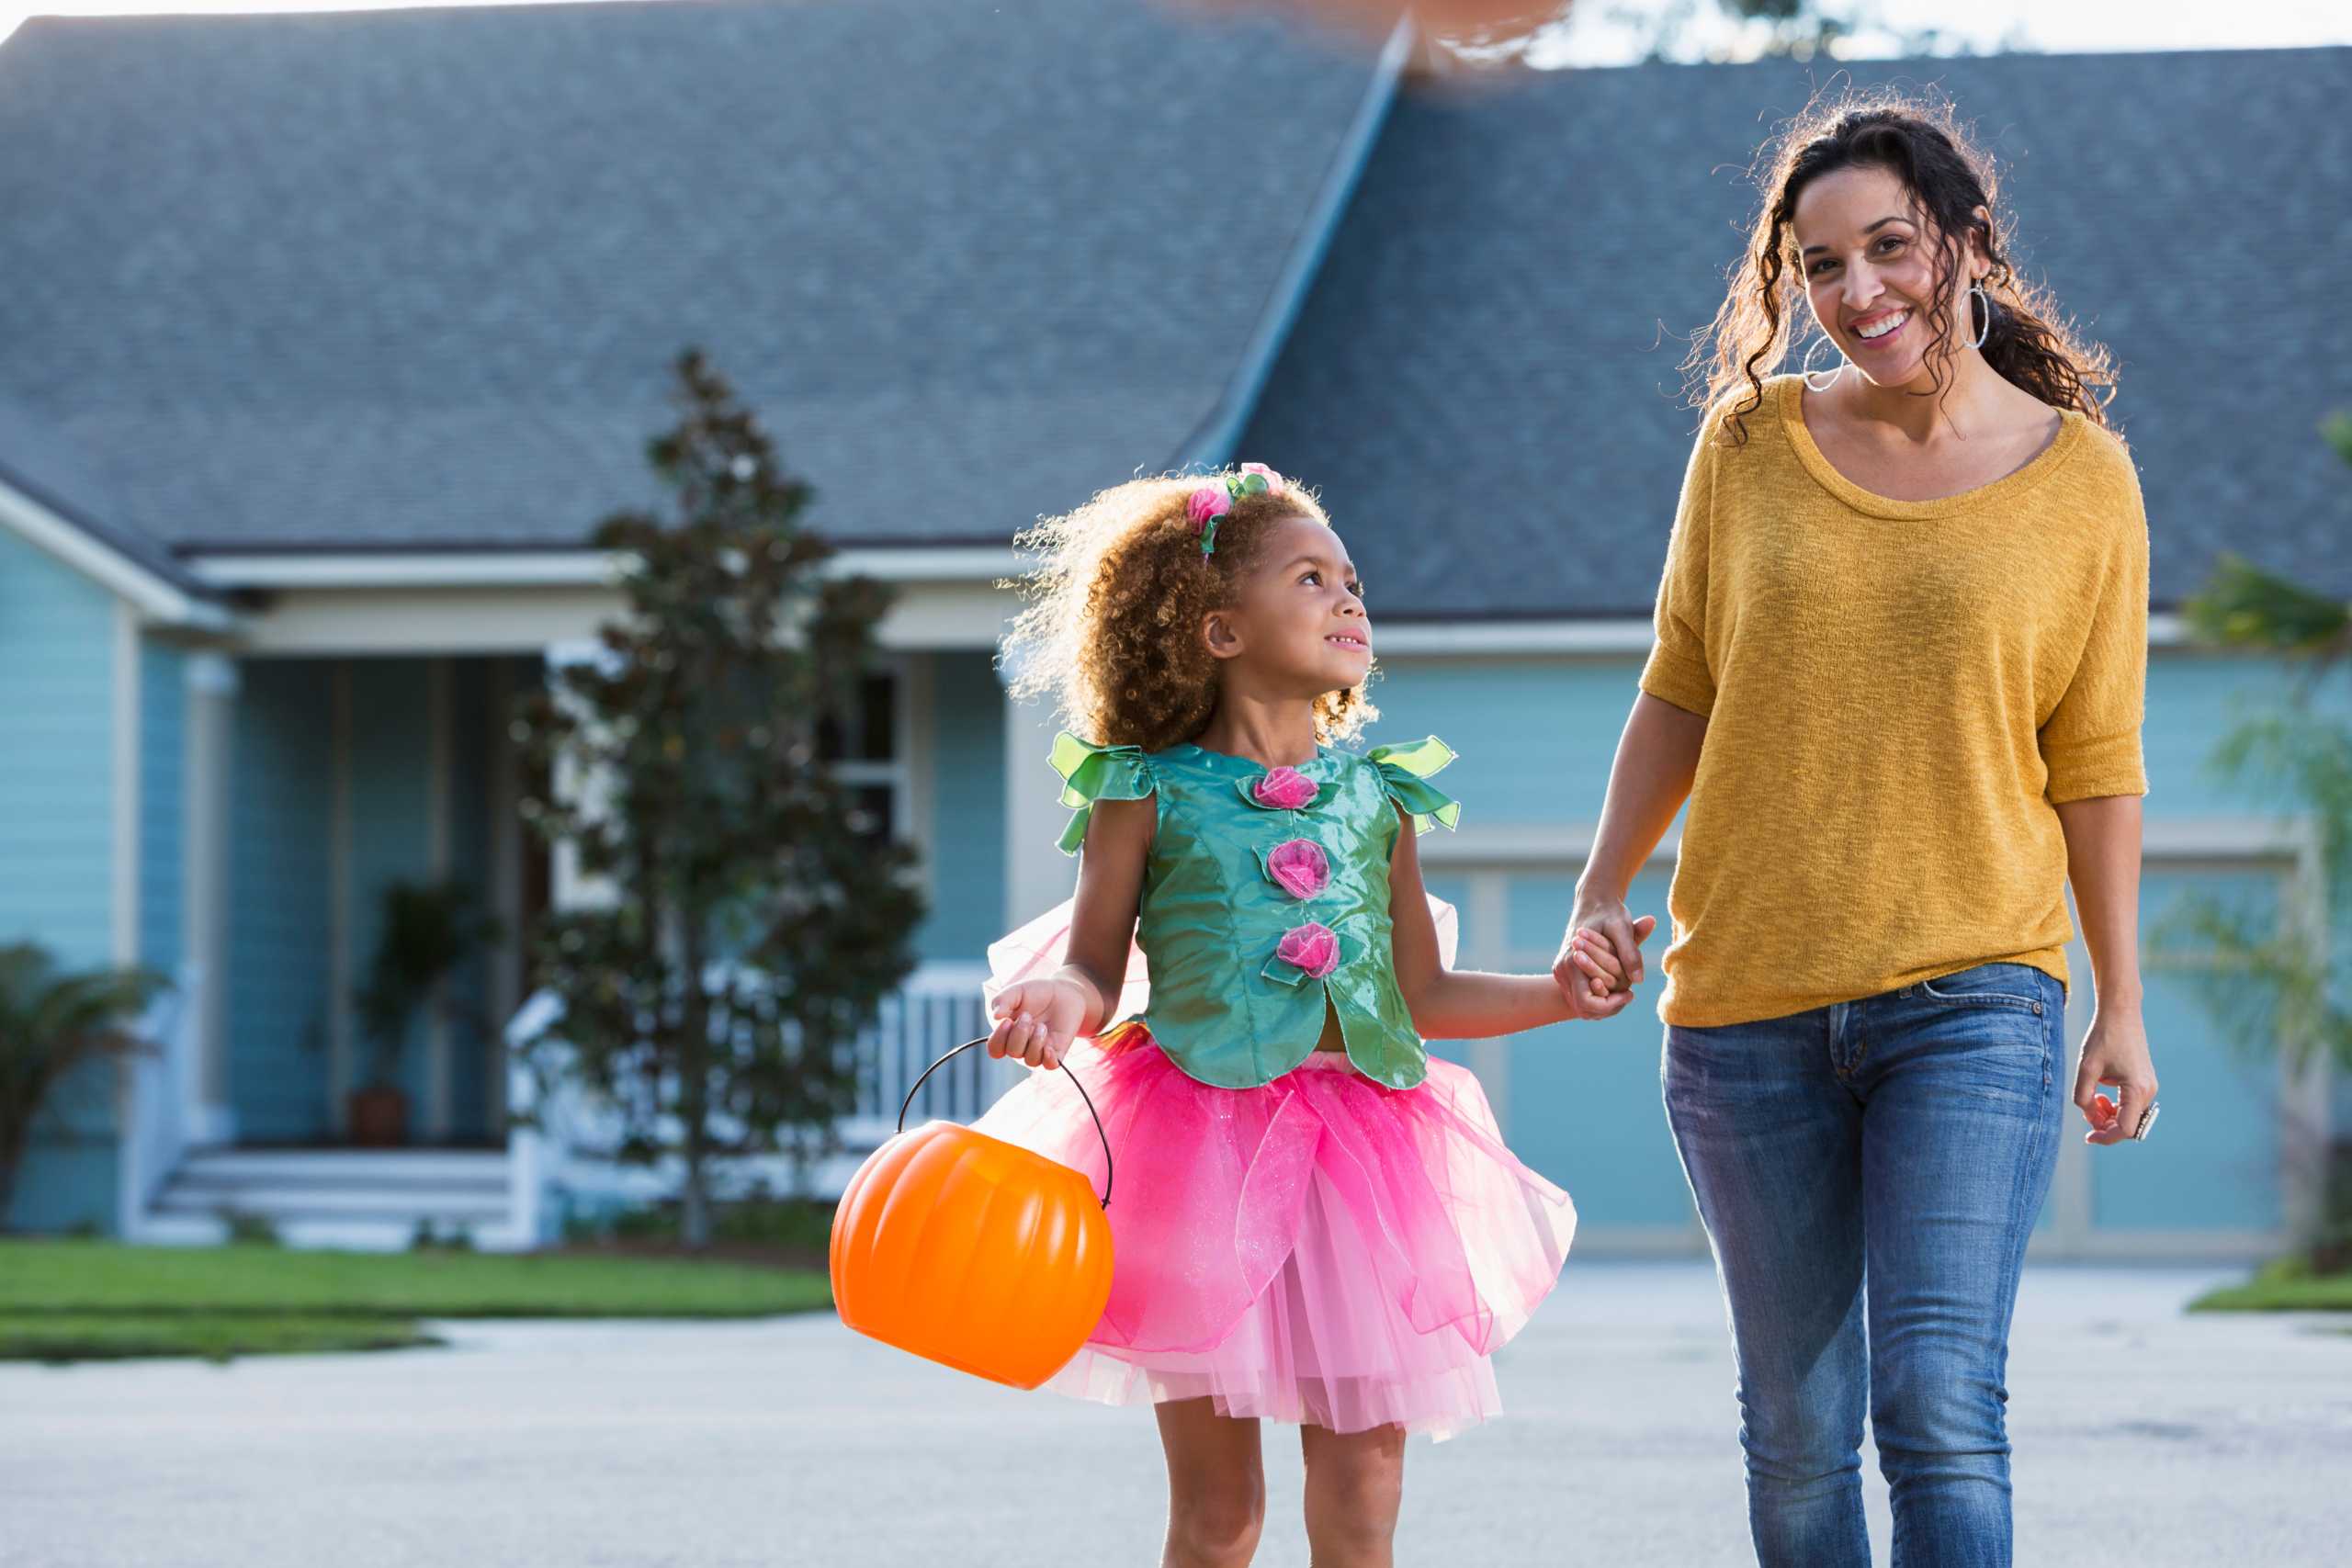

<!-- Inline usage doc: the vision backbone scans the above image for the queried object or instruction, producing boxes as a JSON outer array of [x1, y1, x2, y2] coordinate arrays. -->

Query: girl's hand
[[2074, 1002, 2158, 1145], [1554, 899, 1657, 1020], [987, 978, 1091, 1070]]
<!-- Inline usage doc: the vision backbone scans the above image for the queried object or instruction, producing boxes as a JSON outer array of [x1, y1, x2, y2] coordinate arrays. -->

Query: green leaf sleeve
[[1049, 732, 1156, 854], [1365, 736, 1461, 836]]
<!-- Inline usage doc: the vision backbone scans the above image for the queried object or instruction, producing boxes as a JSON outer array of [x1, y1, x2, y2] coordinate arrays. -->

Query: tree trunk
[[679, 919, 713, 1252], [681, 1149, 711, 1251]]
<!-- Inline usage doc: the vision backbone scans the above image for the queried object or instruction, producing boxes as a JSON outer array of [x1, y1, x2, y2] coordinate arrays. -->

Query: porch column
[[326, 660, 355, 1136], [1001, 687, 1075, 932], [484, 657, 523, 1128], [182, 650, 240, 1145], [424, 656, 454, 1142], [109, 602, 141, 971]]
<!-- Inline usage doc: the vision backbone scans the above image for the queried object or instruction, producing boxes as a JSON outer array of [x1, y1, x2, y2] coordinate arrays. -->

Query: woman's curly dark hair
[[1004, 473, 1375, 754], [1687, 89, 2117, 443]]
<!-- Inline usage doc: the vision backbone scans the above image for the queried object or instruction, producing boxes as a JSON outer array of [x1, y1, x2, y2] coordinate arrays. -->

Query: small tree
[[514, 351, 923, 1248], [0, 943, 163, 1228], [2157, 412, 2352, 1270]]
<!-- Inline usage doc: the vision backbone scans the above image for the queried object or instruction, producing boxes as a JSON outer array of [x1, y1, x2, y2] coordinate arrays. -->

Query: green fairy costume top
[[1050, 731, 1461, 1091]]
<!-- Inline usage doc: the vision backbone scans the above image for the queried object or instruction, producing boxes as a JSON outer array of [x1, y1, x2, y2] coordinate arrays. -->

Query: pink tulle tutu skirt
[[971, 1022, 1576, 1441]]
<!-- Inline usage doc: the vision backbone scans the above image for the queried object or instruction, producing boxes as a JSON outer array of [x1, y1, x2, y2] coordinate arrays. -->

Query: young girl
[[973, 467, 1654, 1568]]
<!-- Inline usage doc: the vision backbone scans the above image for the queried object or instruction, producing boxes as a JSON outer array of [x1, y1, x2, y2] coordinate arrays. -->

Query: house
[[0, 0, 2344, 1256]]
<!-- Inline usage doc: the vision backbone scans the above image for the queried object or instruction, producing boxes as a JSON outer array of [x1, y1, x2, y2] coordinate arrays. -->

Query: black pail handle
[[897, 1038, 1113, 1210]]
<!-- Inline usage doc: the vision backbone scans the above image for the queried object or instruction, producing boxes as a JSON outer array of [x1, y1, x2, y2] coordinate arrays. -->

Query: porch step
[[150, 1148, 517, 1251]]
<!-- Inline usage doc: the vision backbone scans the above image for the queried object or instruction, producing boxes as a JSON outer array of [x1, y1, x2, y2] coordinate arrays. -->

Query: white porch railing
[[831, 961, 1001, 1154], [503, 960, 1004, 1236], [116, 963, 202, 1241]]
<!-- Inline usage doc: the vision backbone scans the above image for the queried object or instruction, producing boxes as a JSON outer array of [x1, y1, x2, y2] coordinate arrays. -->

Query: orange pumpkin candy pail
[[830, 1041, 1115, 1391]]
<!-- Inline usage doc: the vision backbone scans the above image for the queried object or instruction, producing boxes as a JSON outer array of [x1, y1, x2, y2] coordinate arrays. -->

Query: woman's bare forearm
[[2055, 794, 2144, 1010], [1576, 694, 1706, 908]]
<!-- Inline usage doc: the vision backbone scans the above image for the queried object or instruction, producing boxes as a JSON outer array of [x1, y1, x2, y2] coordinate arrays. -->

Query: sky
[[1, 0, 2349, 57], [1525, 0, 2352, 66]]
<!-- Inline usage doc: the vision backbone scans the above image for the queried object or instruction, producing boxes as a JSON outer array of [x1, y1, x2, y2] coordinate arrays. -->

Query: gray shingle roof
[[0, 0, 1379, 554], [1240, 48, 2352, 617], [0, 396, 217, 595]]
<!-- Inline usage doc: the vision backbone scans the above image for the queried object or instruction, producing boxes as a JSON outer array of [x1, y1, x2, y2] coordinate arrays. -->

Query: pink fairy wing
[[984, 897, 1152, 1024], [983, 893, 1459, 1028], [1430, 892, 1459, 970]]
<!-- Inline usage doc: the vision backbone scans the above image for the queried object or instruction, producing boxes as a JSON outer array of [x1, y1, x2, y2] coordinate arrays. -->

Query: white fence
[[503, 961, 1005, 1235]]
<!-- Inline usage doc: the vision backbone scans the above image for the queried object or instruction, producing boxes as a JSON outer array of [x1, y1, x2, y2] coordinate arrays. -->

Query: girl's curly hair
[[1003, 473, 1376, 754], [1686, 89, 2117, 444]]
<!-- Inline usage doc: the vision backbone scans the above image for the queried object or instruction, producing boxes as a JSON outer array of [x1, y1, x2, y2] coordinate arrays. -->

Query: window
[[822, 669, 908, 844]]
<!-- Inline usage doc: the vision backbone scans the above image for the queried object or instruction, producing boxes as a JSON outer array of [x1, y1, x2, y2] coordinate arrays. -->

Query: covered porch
[[119, 549, 1040, 1247]]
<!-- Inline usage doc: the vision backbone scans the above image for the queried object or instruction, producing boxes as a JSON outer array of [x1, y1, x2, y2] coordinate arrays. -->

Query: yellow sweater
[[1640, 375, 2148, 1027]]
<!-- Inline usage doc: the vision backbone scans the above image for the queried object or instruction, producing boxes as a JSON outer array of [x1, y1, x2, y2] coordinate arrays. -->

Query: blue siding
[[0, 529, 123, 1230], [0, 526, 117, 966], [1501, 869, 1690, 1226], [1422, 868, 1690, 1228], [2099, 870, 2283, 1231], [4, 1143, 116, 1233], [2138, 652, 2334, 814], [1365, 657, 1643, 821], [140, 637, 187, 973], [919, 652, 1006, 963], [229, 660, 335, 1141]]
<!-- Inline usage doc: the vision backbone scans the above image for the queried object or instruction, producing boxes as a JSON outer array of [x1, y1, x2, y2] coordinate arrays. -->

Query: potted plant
[[0, 943, 163, 1226], [351, 880, 495, 1147]]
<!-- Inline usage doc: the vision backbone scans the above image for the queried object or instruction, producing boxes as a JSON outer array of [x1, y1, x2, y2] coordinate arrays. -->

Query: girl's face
[[1202, 514, 1372, 696], [1791, 164, 1986, 391]]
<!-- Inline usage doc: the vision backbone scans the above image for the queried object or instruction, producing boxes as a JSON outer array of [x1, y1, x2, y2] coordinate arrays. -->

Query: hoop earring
[[1966, 280, 1994, 351], [1800, 333, 1849, 392]]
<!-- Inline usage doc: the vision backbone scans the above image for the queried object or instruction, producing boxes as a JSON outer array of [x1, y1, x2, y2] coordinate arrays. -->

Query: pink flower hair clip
[[1184, 464, 1283, 558]]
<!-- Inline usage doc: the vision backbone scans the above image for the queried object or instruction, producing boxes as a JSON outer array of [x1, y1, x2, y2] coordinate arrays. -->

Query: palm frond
[[2207, 712, 2352, 917], [2184, 554, 2352, 673], [2148, 893, 2352, 1077], [0, 944, 165, 1223], [2323, 408, 2352, 471]]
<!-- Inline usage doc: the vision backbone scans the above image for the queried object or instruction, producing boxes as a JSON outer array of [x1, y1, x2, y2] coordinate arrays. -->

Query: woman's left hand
[[2073, 1003, 2158, 1145]]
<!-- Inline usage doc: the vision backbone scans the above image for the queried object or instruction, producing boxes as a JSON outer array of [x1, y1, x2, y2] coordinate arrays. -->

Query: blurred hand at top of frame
[[1182, 0, 1578, 54]]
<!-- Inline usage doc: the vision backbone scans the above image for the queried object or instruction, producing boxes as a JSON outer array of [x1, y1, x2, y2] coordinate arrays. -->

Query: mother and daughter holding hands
[[970, 93, 2158, 1568]]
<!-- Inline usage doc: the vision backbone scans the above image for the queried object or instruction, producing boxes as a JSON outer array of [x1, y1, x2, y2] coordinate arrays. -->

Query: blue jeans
[[1663, 964, 2066, 1568]]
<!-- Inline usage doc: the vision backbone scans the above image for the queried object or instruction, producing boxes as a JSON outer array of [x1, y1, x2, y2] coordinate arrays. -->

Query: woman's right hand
[[1555, 893, 1657, 1021], [986, 977, 1091, 1069]]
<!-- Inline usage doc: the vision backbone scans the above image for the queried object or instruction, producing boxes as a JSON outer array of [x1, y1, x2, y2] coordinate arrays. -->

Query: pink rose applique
[[1265, 838, 1330, 901], [1275, 922, 1340, 980], [1186, 484, 1231, 528], [1238, 463, 1283, 493], [1251, 766, 1318, 811]]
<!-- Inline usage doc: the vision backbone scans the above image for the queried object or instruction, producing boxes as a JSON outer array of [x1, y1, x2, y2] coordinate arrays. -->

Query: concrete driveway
[[2, 1262, 2346, 1566]]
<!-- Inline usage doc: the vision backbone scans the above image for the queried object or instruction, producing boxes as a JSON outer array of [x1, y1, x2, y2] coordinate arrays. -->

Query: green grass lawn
[[0, 1239, 832, 1363], [2188, 1256, 2352, 1314], [0, 1313, 444, 1363]]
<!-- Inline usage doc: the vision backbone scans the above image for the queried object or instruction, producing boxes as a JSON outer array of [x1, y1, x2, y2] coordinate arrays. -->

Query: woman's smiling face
[[1792, 164, 1985, 391]]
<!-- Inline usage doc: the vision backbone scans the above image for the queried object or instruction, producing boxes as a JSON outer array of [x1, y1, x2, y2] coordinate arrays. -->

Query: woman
[[1555, 97, 2158, 1568]]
